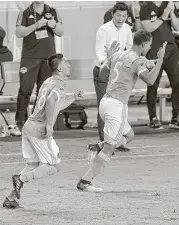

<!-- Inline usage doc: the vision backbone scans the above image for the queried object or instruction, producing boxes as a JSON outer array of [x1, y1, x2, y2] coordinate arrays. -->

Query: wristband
[[159, 17, 165, 22]]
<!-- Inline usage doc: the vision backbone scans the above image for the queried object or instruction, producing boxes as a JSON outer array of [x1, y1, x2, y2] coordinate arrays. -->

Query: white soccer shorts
[[22, 132, 61, 165], [99, 96, 131, 145]]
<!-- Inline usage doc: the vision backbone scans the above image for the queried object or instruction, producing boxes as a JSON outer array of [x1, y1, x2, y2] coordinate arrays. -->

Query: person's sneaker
[[3, 197, 19, 209], [8, 125, 22, 136], [169, 119, 179, 129], [0, 124, 11, 137], [150, 117, 162, 129], [115, 145, 130, 152], [12, 175, 23, 200], [77, 179, 103, 192]]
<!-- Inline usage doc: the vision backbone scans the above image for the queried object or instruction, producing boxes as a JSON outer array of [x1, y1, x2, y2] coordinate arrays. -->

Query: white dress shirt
[[95, 20, 133, 67]]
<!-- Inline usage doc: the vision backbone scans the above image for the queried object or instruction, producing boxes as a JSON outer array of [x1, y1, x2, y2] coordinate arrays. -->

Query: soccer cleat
[[77, 179, 103, 192], [150, 117, 162, 129], [169, 119, 179, 129], [0, 124, 11, 137], [3, 197, 19, 209], [88, 143, 101, 153], [12, 175, 23, 200]]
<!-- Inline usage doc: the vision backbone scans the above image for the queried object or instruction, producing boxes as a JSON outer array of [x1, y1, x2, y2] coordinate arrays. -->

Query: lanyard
[[32, 3, 37, 30]]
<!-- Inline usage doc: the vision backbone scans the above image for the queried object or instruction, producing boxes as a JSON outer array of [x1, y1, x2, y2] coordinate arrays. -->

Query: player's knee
[[20, 162, 39, 175], [40, 164, 58, 175], [125, 129, 134, 143], [104, 134, 118, 147]]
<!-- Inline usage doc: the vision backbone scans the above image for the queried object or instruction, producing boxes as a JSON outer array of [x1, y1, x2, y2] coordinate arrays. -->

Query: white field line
[[0, 145, 168, 157], [1, 153, 179, 165]]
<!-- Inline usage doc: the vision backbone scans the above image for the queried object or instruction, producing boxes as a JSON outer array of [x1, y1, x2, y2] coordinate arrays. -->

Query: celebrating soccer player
[[3, 54, 84, 208], [77, 30, 167, 192]]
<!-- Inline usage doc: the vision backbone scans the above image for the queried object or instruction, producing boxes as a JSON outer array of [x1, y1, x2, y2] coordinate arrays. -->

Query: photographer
[[15, 1, 64, 131]]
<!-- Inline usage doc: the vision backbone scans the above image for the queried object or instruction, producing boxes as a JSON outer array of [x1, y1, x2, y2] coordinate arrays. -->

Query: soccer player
[[77, 30, 167, 192], [3, 53, 84, 208]]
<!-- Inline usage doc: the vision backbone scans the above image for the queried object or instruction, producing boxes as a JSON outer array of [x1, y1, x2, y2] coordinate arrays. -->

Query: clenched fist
[[36, 17, 47, 29], [74, 90, 84, 100], [47, 16, 57, 29]]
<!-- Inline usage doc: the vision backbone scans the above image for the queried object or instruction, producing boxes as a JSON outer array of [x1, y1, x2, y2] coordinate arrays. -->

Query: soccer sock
[[82, 154, 107, 181], [83, 143, 112, 182], [7, 189, 17, 201], [7, 163, 39, 201], [20, 164, 58, 183]]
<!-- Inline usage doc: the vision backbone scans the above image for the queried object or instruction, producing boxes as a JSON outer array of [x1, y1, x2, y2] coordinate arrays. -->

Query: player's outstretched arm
[[137, 42, 167, 86], [60, 90, 84, 111]]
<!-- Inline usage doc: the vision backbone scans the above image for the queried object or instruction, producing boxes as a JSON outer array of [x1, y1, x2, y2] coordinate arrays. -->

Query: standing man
[[77, 30, 166, 192], [93, 2, 133, 147], [91, 2, 142, 153], [15, 1, 64, 131], [140, 1, 179, 128], [104, 1, 142, 33]]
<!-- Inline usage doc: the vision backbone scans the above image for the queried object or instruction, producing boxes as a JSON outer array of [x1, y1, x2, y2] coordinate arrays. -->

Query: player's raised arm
[[136, 42, 167, 86], [102, 41, 121, 70]]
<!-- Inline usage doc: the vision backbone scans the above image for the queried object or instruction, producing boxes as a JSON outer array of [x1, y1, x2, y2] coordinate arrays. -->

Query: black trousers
[[93, 65, 110, 141], [15, 58, 52, 123], [147, 43, 179, 120]]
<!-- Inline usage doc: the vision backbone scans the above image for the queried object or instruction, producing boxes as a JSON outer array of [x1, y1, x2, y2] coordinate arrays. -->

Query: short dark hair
[[47, 53, 63, 72], [133, 29, 152, 46], [112, 2, 128, 14]]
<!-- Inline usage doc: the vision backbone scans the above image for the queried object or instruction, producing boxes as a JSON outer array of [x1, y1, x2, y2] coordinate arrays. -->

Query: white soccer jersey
[[23, 76, 66, 139], [106, 50, 149, 104]]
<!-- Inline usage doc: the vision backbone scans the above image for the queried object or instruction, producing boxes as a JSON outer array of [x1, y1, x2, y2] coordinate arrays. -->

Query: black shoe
[[76, 125, 84, 130], [88, 143, 115, 155], [12, 175, 23, 200], [169, 119, 179, 129], [66, 124, 72, 129], [150, 117, 162, 129], [88, 143, 101, 153], [115, 145, 130, 152], [3, 197, 19, 209]]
